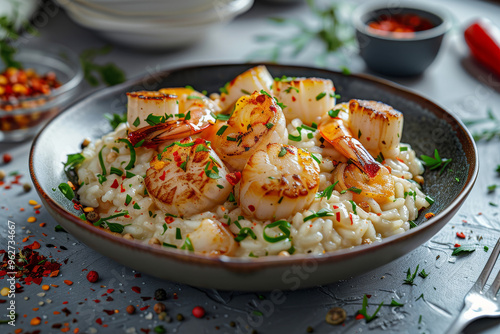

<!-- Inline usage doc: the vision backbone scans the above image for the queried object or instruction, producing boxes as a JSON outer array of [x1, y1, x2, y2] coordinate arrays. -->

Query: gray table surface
[[1, 0, 500, 333]]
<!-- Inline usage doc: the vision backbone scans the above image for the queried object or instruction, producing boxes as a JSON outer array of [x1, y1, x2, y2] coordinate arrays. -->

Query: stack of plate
[[56, 0, 254, 49]]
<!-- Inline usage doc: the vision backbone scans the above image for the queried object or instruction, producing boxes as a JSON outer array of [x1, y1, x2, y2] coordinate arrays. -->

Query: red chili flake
[[194, 137, 205, 145], [159, 170, 166, 181], [454, 243, 461, 248], [93, 299, 101, 303], [291, 96, 296, 102], [355, 314, 365, 320], [173, 293, 178, 300], [141, 297, 151, 301], [140, 305, 149, 311], [63, 301, 68, 304], [3, 154, 12, 164], [349, 213, 354, 225], [107, 289, 114, 294], [103, 310, 115, 315], [131, 286, 141, 294], [462, 220, 468, 223], [61, 307, 71, 316], [248, 205, 255, 212], [24, 241, 41, 250], [110, 179, 119, 189], [165, 216, 174, 224], [192, 306, 205, 318], [366, 137, 371, 141], [456, 232, 466, 239], [226, 172, 241, 186], [95, 318, 103, 325], [120, 184, 126, 193], [135, 273, 141, 278], [140, 329, 151, 334], [86, 270, 99, 283]]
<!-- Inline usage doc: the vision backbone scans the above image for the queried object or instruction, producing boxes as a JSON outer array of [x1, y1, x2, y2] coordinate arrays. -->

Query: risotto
[[72, 66, 431, 258]]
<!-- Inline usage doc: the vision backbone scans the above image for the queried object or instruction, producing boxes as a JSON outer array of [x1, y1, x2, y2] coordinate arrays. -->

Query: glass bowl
[[0, 43, 83, 142]]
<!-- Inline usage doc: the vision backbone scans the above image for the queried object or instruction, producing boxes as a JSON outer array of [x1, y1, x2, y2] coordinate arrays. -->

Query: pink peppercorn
[[192, 306, 205, 318], [87, 270, 99, 283]]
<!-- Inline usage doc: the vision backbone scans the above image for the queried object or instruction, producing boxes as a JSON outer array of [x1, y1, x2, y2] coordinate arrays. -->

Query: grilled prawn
[[206, 91, 288, 171], [318, 103, 382, 178], [144, 138, 231, 217], [238, 143, 320, 220]]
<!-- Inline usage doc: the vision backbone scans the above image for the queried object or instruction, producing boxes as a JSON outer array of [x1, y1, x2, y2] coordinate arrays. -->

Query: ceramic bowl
[[30, 64, 478, 291], [0, 44, 82, 142], [57, 0, 254, 50], [353, 2, 451, 76]]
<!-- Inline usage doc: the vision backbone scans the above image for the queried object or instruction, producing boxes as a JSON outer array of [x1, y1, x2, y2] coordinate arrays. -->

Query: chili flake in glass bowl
[[0, 43, 82, 142]]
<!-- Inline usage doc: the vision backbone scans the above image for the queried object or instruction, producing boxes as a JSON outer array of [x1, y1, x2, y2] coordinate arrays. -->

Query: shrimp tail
[[319, 120, 380, 178], [128, 120, 203, 148]]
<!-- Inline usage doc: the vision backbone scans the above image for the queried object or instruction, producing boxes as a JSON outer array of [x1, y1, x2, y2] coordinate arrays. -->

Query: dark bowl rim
[[29, 62, 479, 271], [352, 1, 452, 42], [0, 43, 83, 115]]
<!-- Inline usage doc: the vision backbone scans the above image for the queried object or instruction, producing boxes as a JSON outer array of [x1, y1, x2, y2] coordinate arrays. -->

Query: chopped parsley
[[132, 117, 140, 127], [376, 152, 385, 163], [390, 299, 404, 307], [284, 86, 299, 94], [110, 167, 123, 176], [180, 237, 194, 251], [357, 294, 383, 323], [234, 228, 257, 242], [204, 161, 221, 179], [315, 92, 326, 100], [340, 186, 362, 195], [125, 194, 132, 206], [117, 139, 136, 170], [418, 269, 429, 279], [403, 264, 419, 285], [348, 200, 357, 214], [452, 245, 476, 256], [263, 220, 291, 243], [180, 155, 189, 172], [98, 145, 107, 176], [303, 208, 334, 222], [278, 146, 287, 157], [58, 183, 74, 201], [316, 181, 339, 200], [425, 196, 435, 205], [328, 109, 341, 118], [216, 125, 228, 136]]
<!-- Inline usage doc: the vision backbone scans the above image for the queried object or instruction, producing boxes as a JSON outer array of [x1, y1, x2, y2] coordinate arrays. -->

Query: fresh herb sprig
[[0, 5, 37, 68], [248, 0, 355, 69], [420, 149, 452, 175], [357, 295, 383, 323], [463, 108, 500, 141], [80, 46, 126, 87]]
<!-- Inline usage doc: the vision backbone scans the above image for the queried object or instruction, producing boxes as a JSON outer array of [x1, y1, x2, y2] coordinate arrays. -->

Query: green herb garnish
[[357, 294, 383, 323], [420, 149, 452, 175], [80, 45, 126, 86], [263, 220, 291, 243]]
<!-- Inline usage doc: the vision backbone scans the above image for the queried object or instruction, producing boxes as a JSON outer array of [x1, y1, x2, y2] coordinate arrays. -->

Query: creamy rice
[[76, 117, 430, 257]]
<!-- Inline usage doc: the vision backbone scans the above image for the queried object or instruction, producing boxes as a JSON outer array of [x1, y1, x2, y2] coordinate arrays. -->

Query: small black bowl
[[353, 2, 451, 77]]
